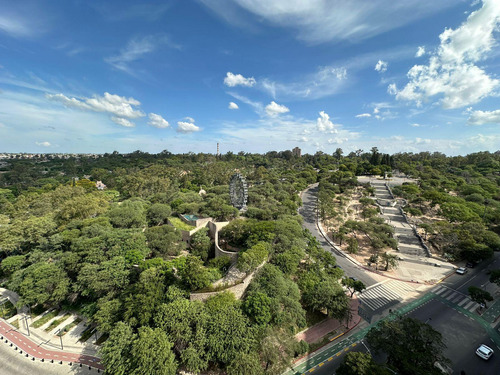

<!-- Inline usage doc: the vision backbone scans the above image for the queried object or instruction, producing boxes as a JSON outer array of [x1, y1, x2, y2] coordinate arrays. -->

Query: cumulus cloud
[[390, 0, 500, 109], [35, 141, 51, 147], [111, 117, 135, 127], [375, 60, 388, 73], [46, 92, 145, 119], [46, 92, 145, 128], [177, 120, 200, 133], [317, 111, 338, 132], [148, 113, 169, 128], [228, 101, 239, 110], [416, 46, 426, 57], [265, 101, 289, 117], [467, 109, 500, 125], [356, 113, 371, 118], [411, 123, 421, 127], [415, 137, 431, 144], [224, 72, 256, 87]]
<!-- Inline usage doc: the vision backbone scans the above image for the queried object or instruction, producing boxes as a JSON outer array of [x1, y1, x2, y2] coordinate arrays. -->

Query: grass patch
[[95, 333, 109, 346], [168, 217, 195, 231], [31, 310, 59, 329], [11, 319, 19, 329], [44, 314, 70, 333], [30, 304, 47, 318], [0, 300, 17, 319], [305, 309, 328, 328], [60, 318, 82, 336], [79, 326, 97, 343], [307, 329, 340, 353]]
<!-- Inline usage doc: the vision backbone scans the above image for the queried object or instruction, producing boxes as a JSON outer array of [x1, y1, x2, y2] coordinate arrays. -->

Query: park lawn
[[0, 300, 17, 320], [60, 318, 82, 336], [44, 313, 70, 333], [168, 217, 195, 231], [31, 310, 59, 329]]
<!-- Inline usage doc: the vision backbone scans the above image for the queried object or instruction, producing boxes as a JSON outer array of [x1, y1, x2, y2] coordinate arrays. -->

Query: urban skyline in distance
[[0, 0, 499, 156]]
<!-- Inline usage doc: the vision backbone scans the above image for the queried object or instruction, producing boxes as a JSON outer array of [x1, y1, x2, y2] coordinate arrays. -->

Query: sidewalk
[[296, 295, 361, 344], [0, 319, 103, 370]]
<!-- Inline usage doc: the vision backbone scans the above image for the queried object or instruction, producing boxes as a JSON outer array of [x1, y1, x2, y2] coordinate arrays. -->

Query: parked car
[[476, 344, 494, 360], [456, 267, 468, 275], [466, 262, 476, 268]]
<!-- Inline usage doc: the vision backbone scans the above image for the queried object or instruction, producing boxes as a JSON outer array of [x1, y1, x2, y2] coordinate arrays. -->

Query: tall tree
[[366, 317, 449, 375]]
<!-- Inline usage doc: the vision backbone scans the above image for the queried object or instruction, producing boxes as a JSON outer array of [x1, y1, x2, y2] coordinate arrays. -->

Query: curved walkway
[[0, 319, 103, 370]]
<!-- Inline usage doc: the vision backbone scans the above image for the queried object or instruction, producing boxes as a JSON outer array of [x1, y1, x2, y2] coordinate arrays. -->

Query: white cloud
[[111, 117, 135, 127], [411, 123, 421, 127], [375, 60, 388, 73], [46, 92, 145, 122], [35, 141, 51, 147], [317, 111, 338, 132], [148, 113, 169, 128], [0, 15, 32, 37], [199, 0, 456, 44], [265, 101, 289, 117], [183, 116, 195, 123], [467, 109, 500, 125], [261, 66, 347, 100], [224, 72, 256, 87], [391, 0, 500, 109], [228, 102, 239, 110], [177, 120, 200, 133], [415, 137, 431, 144], [416, 46, 426, 57], [105, 35, 178, 75], [355, 113, 371, 118]]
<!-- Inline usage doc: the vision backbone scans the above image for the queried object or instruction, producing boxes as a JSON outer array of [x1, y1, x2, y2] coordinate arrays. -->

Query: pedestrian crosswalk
[[358, 279, 419, 312], [431, 285, 480, 312]]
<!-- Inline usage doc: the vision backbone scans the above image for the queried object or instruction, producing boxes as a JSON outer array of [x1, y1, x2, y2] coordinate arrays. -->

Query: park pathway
[[0, 319, 103, 370]]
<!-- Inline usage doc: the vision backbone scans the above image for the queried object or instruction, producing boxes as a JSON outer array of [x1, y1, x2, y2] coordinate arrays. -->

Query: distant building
[[292, 147, 301, 157], [96, 181, 107, 190]]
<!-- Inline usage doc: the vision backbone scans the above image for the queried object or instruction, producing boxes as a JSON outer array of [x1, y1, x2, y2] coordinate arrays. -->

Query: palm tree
[[380, 252, 399, 271]]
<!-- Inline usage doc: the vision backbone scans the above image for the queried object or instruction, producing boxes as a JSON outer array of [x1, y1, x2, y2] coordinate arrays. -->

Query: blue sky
[[0, 0, 499, 156]]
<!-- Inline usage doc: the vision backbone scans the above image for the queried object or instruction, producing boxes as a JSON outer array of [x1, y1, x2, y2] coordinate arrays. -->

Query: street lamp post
[[57, 329, 63, 350]]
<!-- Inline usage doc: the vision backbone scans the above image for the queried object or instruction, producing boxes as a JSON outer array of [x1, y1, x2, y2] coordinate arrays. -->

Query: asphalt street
[[299, 184, 379, 287], [409, 296, 499, 375]]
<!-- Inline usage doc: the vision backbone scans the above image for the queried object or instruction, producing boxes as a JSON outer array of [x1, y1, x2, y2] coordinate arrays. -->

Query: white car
[[476, 344, 494, 360], [456, 267, 467, 275]]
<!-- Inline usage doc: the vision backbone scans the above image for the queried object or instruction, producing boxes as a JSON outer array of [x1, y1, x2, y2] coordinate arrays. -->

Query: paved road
[[410, 290, 500, 375], [0, 320, 103, 371], [299, 184, 379, 287]]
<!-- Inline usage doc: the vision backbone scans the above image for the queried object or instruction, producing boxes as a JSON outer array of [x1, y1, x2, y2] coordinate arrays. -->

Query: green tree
[[380, 252, 399, 271], [1, 255, 25, 275], [237, 242, 269, 273], [179, 256, 212, 291], [489, 269, 500, 286], [366, 317, 449, 375], [147, 203, 172, 226], [77, 256, 130, 298], [227, 352, 263, 375], [468, 286, 493, 307], [129, 327, 177, 375], [145, 225, 185, 256], [243, 291, 272, 326], [100, 322, 134, 375], [346, 237, 359, 254], [190, 227, 211, 261], [341, 277, 366, 297], [108, 200, 146, 228], [10, 262, 70, 306], [337, 352, 391, 375]]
